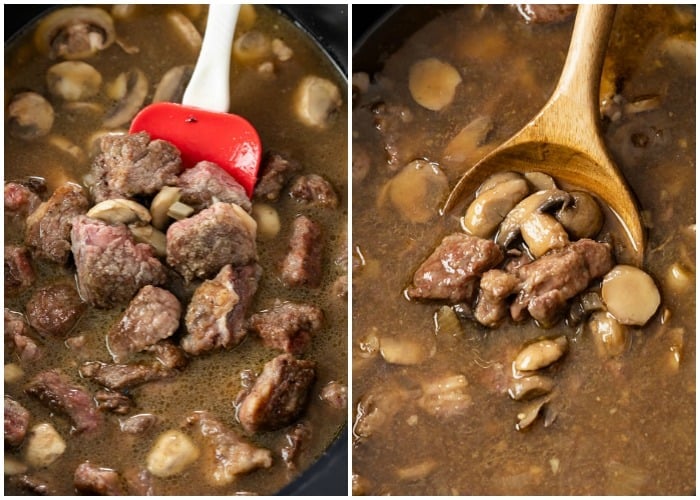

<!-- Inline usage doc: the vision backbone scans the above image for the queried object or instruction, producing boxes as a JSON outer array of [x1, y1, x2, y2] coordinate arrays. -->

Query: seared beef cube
[[249, 300, 323, 354], [407, 233, 503, 303], [25, 183, 89, 264], [178, 161, 251, 213], [119, 413, 158, 434], [4, 181, 42, 217], [166, 202, 257, 282], [253, 151, 301, 201], [513, 4, 577, 24], [79, 361, 172, 391], [5, 245, 35, 294], [281, 215, 323, 288], [74, 462, 126, 496], [289, 174, 339, 209], [147, 341, 189, 370], [94, 390, 133, 415], [5, 396, 30, 446], [91, 131, 183, 202], [123, 468, 155, 496], [476, 239, 614, 327], [186, 411, 272, 485], [182, 263, 261, 355], [281, 422, 312, 469], [26, 283, 86, 337], [71, 216, 167, 308], [238, 354, 316, 432], [7, 474, 55, 495], [107, 286, 181, 362], [5, 309, 41, 363], [25, 369, 102, 434]]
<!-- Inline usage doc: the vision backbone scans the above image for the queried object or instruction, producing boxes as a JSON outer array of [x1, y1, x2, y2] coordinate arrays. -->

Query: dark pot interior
[[4, 4, 347, 497]]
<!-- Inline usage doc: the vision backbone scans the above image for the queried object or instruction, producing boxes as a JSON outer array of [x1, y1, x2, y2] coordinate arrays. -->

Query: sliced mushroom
[[47, 135, 86, 164], [601, 265, 661, 326], [463, 177, 530, 238], [236, 5, 257, 34], [495, 189, 571, 248], [129, 225, 167, 257], [272, 38, 293, 62], [46, 61, 102, 101], [87, 198, 152, 225], [515, 395, 551, 431], [166, 201, 195, 221], [524, 171, 557, 191], [33, 7, 116, 60], [233, 30, 272, 64], [228, 202, 257, 239], [251, 203, 280, 241], [442, 115, 493, 167], [103, 69, 149, 128], [167, 10, 202, 52], [508, 374, 554, 401], [555, 191, 603, 240], [378, 159, 449, 224], [150, 186, 181, 230], [379, 336, 432, 366], [153, 65, 194, 103], [7, 92, 55, 140], [294, 76, 342, 128], [408, 57, 462, 111], [588, 311, 628, 358], [475, 172, 524, 197], [513, 336, 568, 372], [520, 212, 570, 258]]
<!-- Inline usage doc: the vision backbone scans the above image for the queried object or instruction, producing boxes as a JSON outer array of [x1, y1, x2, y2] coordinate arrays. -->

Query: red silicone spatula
[[130, 4, 261, 197]]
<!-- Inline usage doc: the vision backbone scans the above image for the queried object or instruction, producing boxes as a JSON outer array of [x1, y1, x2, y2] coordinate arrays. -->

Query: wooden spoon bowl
[[442, 5, 645, 266]]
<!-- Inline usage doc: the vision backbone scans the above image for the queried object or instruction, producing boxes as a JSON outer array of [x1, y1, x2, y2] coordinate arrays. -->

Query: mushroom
[[233, 30, 272, 64], [587, 311, 628, 358], [251, 203, 280, 241], [507, 374, 554, 401], [408, 57, 462, 111], [495, 189, 571, 248], [103, 68, 149, 128], [146, 429, 200, 478], [7, 92, 55, 140], [513, 335, 568, 372], [33, 7, 116, 60], [555, 191, 603, 240], [150, 186, 182, 229], [153, 65, 194, 103], [47, 135, 86, 164], [166, 10, 202, 52], [129, 225, 167, 257], [272, 38, 293, 62], [601, 265, 661, 326], [294, 75, 342, 128], [377, 159, 449, 224], [87, 198, 152, 225], [46, 61, 102, 101], [462, 177, 530, 238], [520, 211, 570, 258], [379, 335, 433, 365], [442, 115, 493, 167], [524, 171, 557, 191]]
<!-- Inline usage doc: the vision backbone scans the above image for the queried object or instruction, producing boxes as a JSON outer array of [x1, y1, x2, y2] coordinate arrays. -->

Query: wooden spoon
[[130, 5, 261, 197], [442, 5, 644, 266]]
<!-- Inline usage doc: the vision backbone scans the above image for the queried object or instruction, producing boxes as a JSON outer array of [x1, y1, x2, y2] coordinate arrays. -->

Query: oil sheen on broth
[[352, 5, 694, 495], [5, 5, 347, 495]]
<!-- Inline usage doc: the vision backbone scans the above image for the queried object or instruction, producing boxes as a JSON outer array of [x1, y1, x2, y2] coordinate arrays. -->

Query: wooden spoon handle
[[552, 5, 616, 122]]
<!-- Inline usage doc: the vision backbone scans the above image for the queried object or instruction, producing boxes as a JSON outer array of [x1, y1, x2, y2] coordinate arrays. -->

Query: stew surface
[[5, 4, 347, 495], [352, 5, 694, 495]]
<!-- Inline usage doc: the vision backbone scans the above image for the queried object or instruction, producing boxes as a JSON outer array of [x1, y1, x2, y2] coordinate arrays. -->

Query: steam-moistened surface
[[352, 5, 694, 495], [5, 5, 347, 495]]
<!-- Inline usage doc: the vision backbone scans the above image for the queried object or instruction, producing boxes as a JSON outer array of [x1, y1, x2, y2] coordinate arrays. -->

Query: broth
[[352, 5, 694, 495], [5, 5, 347, 495]]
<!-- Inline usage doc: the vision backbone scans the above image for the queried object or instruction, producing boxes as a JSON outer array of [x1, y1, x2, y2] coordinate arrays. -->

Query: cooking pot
[[5, 4, 348, 496]]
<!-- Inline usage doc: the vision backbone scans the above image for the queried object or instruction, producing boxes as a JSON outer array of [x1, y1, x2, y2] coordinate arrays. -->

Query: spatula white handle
[[182, 4, 239, 112]]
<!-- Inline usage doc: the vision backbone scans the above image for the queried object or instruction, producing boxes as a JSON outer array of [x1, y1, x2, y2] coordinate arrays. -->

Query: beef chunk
[[5, 309, 41, 363], [248, 300, 323, 354], [91, 131, 183, 202], [281, 421, 312, 470], [281, 215, 323, 288], [119, 413, 159, 434], [107, 286, 181, 362], [94, 390, 133, 415], [289, 174, 339, 209], [25, 183, 89, 264], [71, 215, 167, 308], [238, 354, 316, 432], [7, 474, 55, 495], [26, 283, 86, 337], [74, 462, 126, 496], [513, 4, 577, 24], [25, 369, 102, 434], [253, 151, 301, 201], [166, 202, 257, 282], [178, 161, 251, 213], [476, 239, 614, 327], [147, 341, 189, 370], [122, 468, 155, 496], [5, 396, 30, 446], [186, 411, 272, 485], [79, 361, 173, 391], [5, 181, 42, 217], [407, 233, 504, 303], [182, 263, 261, 355], [5, 245, 35, 294]]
